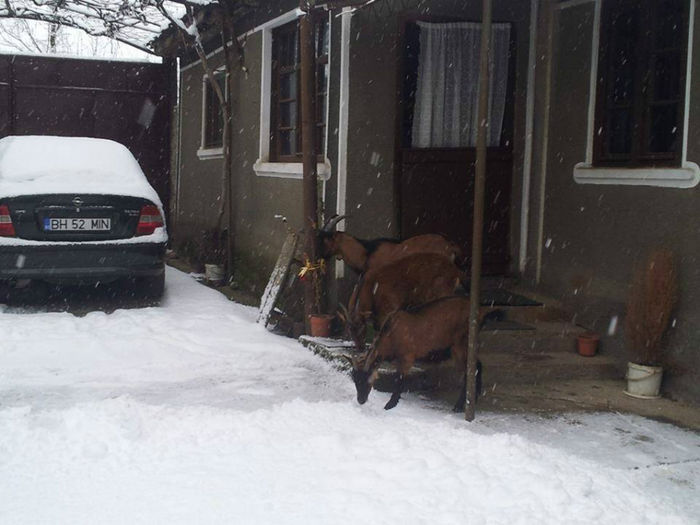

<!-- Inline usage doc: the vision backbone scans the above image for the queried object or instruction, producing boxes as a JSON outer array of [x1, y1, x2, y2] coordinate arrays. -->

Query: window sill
[[573, 162, 700, 189], [253, 158, 332, 180], [197, 147, 224, 160]]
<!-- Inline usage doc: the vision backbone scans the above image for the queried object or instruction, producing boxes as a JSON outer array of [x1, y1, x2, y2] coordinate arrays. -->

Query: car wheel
[[134, 273, 165, 303], [0, 280, 10, 303]]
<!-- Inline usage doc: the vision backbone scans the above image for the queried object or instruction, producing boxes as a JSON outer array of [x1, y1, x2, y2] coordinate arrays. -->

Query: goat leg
[[384, 373, 405, 410]]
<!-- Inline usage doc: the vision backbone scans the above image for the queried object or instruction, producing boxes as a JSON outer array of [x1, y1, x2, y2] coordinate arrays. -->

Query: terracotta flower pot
[[577, 333, 599, 357], [308, 314, 334, 338]]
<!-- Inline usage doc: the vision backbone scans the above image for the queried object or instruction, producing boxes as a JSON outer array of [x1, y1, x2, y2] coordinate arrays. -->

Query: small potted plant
[[299, 256, 333, 337], [624, 249, 678, 398]]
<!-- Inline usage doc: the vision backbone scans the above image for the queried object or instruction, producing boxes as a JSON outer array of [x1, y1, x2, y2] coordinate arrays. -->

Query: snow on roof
[[0, 135, 162, 205]]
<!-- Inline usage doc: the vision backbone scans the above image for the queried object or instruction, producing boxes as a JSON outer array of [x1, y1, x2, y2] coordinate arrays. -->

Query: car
[[0, 135, 167, 299]]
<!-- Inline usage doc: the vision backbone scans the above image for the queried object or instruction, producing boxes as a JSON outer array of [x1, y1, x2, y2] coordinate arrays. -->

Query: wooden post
[[300, 6, 319, 332], [8, 56, 16, 134], [465, 0, 492, 422]]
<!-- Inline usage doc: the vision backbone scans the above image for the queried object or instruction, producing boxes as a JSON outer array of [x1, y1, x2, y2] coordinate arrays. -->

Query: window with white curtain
[[411, 21, 512, 149]]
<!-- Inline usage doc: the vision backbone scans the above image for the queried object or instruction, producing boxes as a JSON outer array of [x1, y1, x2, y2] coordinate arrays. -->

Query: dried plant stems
[[625, 249, 678, 366]]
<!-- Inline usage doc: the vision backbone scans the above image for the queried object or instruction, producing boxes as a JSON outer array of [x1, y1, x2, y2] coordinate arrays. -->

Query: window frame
[[593, 0, 689, 168], [269, 17, 329, 163], [253, 8, 331, 180], [198, 69, 228, 160]]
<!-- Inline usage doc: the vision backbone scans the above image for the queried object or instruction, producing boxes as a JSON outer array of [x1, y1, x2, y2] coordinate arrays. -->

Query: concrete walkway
[[299, 334, 700, 431], [457, 379, 700, 431], [167, 255, 700, 433]]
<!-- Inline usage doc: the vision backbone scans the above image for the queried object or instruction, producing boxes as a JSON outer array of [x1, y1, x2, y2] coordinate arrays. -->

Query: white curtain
[[412, 21, 511, 148]]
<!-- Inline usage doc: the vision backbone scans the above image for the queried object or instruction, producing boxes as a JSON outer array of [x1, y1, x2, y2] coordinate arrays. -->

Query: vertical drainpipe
[[535, 1, 556, 285], [519, 0, 539, 276], [323, 10, 332, 231], [175, 57, 183, 226], [335, 7, 352, 280]]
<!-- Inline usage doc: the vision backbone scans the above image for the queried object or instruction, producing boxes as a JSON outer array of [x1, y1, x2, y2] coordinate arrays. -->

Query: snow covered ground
[[0, 267, 698, 524]]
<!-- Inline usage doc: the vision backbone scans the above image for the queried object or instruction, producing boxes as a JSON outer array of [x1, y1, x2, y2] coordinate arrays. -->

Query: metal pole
[[465, 0, 492, 421], [300, 8, 319, 332]]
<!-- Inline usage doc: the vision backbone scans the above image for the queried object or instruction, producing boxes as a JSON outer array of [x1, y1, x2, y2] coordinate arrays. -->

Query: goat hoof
[[384, 397, 400, 410]]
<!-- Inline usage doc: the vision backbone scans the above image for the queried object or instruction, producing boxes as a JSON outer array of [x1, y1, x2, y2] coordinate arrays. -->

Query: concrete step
[[299, 335, 357, 369], [479, 350, 618, 386], [369, 351, 619, 394], [301, 286, 616, 398], [480, 321, 588, 354], [298, 335, 431, 392], [299, 330, 619, 394], [374, 351, 618, 391], [479, 284, 572, 324], [492, 304, 571, 324]]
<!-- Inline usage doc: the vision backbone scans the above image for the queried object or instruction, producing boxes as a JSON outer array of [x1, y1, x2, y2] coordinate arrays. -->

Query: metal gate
[[0, 54, 174, 211]]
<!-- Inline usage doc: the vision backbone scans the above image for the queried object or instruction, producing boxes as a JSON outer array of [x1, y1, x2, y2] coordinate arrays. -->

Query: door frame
[[393, 15, 517, 269]]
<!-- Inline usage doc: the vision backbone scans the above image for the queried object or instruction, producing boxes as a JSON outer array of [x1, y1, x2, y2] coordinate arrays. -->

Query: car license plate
[[44, 217, 111, 231]]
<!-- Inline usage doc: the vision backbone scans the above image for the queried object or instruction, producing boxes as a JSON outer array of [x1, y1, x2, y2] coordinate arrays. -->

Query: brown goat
[[344, 253, 462, 352], [318, 215, 463, 273], [347, 296, 487, 411]]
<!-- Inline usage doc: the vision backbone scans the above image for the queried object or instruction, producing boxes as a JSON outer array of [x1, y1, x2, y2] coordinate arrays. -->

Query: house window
[[594, 0, 688, 167], [270, 18, 328, 162], [202, 72, 226, 150]]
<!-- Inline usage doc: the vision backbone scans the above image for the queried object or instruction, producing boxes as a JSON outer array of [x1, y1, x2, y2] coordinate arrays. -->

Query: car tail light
[[136, 204, 164, 236], [0, 205, 15, 237]]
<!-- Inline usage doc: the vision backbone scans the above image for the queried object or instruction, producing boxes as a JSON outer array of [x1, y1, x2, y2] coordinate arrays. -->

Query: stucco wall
[[343, 0, 532, 271], [531, 1, 700, 401], [176, 51, 228, 245], [175, 8, 338, 293], [174, 0, 532, 298]]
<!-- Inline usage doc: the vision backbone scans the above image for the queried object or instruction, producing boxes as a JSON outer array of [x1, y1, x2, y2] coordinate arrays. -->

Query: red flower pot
[[577, 333, 599, 357], [308, 314, 334, 337]]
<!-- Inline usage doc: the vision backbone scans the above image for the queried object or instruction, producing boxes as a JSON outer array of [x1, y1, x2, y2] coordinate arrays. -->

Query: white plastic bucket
[[624, 362, 663, 399], [204, 264, 225, 285]]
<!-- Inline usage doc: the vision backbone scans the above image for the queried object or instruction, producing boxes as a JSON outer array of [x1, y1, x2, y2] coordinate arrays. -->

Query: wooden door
[[400, 148, 512, 275], [397, 20, 515, 275]]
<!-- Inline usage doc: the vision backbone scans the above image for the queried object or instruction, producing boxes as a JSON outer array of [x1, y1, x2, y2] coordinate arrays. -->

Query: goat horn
[[321, 214, 347, 233], [362, 348, 378, 372], [337, 304, 349, 324]]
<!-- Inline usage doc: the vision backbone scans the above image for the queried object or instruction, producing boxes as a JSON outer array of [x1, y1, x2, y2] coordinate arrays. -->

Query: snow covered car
[[0, 136, 167, 297]]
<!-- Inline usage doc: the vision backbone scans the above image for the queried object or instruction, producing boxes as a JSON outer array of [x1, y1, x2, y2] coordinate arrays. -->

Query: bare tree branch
[[1, 0, 208, 53]]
